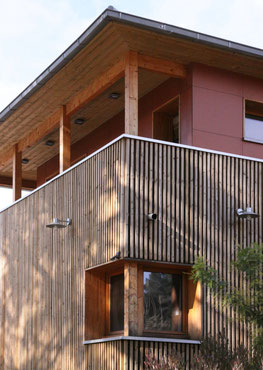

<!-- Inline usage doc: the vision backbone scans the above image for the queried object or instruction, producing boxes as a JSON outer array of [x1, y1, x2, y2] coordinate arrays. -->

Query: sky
[[0, 0, 263, 209]]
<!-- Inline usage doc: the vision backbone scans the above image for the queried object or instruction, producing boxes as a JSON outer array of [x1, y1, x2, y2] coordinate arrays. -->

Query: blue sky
[[1, 0, 263, 208]]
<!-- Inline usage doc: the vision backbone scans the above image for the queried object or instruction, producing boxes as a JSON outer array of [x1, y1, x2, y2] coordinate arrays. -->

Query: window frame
[[138, 264, 189, 338], [243, 99, 263, 144], [85, 260, 201, 341], [105, 268, 124, 336]]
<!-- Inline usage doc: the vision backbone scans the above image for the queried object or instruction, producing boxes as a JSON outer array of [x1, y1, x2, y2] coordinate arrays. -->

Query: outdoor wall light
[[147, 213, 157, 221], [46, 218, 72, 229], [22, 158, 29, 164], [236, 207, 259, 220]]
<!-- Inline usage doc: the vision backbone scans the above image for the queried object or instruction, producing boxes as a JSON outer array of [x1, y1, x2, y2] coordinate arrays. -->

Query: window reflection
[[144, 271, 182, 332]]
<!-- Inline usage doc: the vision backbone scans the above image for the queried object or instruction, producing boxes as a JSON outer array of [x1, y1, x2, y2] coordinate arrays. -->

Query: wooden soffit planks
[[0, 52, 186, 172]]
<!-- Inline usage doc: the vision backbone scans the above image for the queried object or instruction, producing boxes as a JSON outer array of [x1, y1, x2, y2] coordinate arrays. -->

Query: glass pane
[[244, 116, 263, 144], [144, 271, 182, 332], [110, 274, 124, 332]]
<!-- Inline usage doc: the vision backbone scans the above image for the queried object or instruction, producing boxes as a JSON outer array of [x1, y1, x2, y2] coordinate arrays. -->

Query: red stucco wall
[[192, 64, 263, 159], [37, 65, 263, 186]]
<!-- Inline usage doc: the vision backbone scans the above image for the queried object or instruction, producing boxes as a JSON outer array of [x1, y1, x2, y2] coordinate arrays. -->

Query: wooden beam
[[66, 57, 125, 116], [124, 262, 138, 336], [138, 54, 187, 78], [0, 58, 125, 170], [125, 51, 138, 135], [0, 109, 61, 171], [0, 176, 36, 190], [18, 110, 61, 153], [59, 106, 71, 173], [12, 144, 22, 201]]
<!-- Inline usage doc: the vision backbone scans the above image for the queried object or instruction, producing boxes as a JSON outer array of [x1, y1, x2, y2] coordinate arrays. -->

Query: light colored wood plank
[[125, 51, 138, 135], [138, 54, 187, 78], [12, 144, 22, 201], [59, 105, 71, 173], [66, 57, 125, 116]]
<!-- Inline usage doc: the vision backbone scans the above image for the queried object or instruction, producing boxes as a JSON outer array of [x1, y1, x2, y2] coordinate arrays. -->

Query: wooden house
[[0, 7, 263, 369]]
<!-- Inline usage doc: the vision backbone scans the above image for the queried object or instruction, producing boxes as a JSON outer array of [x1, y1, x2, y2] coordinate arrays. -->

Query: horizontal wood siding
[[0, 136, 262, 368]]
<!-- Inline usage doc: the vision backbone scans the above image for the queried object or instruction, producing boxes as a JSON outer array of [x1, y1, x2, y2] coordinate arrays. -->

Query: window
[[109, 274, 124, 332], [244, 100, 263, 144], [143, 271, 186, 334], [85, 261, 201, 341], [153, 96, 180, 143]]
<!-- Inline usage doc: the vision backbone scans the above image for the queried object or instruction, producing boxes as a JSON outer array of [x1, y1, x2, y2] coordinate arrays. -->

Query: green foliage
[[192, 244, 263, 368]]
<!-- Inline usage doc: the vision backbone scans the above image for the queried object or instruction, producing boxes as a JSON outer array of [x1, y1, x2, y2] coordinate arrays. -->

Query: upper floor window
[[153, 96, 179, 143], [244, 100, 263, 144]]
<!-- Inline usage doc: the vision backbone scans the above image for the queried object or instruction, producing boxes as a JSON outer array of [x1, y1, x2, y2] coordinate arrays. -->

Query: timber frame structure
[[1, 7, 263, 369]]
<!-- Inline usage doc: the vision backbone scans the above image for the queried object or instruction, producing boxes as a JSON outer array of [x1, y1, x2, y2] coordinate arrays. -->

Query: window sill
[[83, 336, 200, 345], [243, 137, 263, 145]]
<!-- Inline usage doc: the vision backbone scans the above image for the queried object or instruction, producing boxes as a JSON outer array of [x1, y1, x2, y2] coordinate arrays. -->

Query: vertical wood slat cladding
[[0, 136, 262, 368], [123, 137, 263, 349], [86, 340, 199, 369]]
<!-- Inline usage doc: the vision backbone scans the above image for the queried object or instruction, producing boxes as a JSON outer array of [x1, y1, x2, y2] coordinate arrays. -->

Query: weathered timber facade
[[1, 7, 263, 369], [0, 136, 262, 368]]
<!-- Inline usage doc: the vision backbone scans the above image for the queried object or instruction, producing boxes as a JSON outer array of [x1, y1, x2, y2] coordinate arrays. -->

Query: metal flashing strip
[[1, 133, 263, 214], [1, 8, 263, 123], [83, 336, 200, 345]]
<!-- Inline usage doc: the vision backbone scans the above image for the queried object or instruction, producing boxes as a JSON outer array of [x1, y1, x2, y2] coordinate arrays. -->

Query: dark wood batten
[[0, 135, 261, 368]]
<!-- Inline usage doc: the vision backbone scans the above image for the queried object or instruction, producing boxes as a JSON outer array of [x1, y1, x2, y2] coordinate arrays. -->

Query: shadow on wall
[[0, 137, 261, 367]]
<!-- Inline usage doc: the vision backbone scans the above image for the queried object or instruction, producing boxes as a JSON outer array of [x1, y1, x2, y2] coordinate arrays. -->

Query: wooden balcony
[[0, 135, 261, 368]]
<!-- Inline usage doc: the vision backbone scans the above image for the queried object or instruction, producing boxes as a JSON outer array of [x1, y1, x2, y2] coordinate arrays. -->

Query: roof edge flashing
[[1, 8, 263, 123]]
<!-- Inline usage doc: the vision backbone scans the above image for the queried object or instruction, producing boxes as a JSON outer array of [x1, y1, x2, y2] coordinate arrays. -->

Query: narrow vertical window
[[110, 274, 124, 332]]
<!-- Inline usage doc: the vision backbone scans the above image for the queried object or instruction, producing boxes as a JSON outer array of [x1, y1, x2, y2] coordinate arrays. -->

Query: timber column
[[125, 51, 138, 135], [12, 144, 22, 201], [59, 105, 71, 173]]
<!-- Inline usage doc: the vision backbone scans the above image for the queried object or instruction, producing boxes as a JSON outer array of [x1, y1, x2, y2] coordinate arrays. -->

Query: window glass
[[110, 274, 124, 332], [144, 271, 182, 332], [244, 114, 263, 144]]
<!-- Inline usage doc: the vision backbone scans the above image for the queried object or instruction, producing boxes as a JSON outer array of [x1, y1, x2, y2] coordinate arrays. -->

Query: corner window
[[85, 261, 201, 341], [244, 100, 263, 144]]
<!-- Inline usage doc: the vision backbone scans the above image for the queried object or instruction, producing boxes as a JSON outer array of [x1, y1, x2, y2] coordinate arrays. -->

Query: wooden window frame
[[105, 268, 124, 337], [85, 259, 201, 341], [138, 264, 189, 338], [152, 95, 180, 143]]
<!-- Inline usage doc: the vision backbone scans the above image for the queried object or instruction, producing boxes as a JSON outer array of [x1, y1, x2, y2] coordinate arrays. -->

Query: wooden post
[[125, 51, 138, 136], [12, 144, 22, 201], [59, 105, 71, 173], [124, 262, 138, 336]]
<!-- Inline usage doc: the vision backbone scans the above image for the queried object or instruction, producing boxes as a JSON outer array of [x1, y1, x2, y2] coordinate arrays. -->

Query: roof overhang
[[1, 7, 263, 124]]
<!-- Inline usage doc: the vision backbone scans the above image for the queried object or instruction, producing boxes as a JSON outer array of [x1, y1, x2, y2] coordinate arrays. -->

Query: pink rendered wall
[[139, 76, 193, 145], [192, 64, 263, 159]]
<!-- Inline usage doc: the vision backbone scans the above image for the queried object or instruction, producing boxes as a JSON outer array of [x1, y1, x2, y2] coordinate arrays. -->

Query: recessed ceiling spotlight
[[22, 158, 29, 164], [45, 140, 55, 147], [74, 118, 85, 125], [109, 92, 120, 100]]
